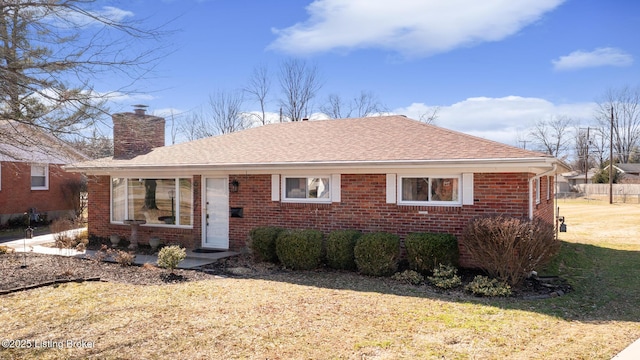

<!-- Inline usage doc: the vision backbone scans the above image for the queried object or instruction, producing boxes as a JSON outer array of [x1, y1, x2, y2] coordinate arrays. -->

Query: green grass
[[1, 199, 639, 359]]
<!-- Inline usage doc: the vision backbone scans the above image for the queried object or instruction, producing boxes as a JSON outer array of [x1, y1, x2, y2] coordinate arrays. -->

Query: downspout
[[529, 164, 558, 220]]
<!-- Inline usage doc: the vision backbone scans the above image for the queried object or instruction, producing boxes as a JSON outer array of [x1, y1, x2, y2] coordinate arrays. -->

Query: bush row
[[248, 227, 459, 276]]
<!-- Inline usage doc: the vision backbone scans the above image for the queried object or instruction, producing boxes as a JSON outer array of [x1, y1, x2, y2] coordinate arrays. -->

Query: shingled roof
[[0, 120, 88, 164], [67, 115, 557, 172]]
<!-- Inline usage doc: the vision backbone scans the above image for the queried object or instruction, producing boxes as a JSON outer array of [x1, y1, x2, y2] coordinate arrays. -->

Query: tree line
[[523, 85, 640, 182], [174, 59, 388, 143]]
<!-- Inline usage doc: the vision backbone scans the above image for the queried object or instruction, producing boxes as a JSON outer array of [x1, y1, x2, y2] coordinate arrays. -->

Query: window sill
[[281, 199, 332, 204], [111, 221, 193, 229], [397, 201, 462, 207]]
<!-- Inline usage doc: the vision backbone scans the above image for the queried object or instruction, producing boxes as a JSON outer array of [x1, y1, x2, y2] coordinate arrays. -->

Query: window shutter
[[330, 174, 341, 202], [271, 174, 280, 201], [462, 173, 474, 205], [386, 174, 396, 203]]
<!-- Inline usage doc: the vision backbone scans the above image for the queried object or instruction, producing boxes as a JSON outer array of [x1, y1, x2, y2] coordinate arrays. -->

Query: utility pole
[[609, 107, 614, 204], [585, 127, 590, 185]]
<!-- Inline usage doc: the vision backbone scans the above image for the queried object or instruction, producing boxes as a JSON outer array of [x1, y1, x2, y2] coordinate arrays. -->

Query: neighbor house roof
[[614, 163, 640, 175], [67, 115, 564, 173], [0, 120, 89, 164]]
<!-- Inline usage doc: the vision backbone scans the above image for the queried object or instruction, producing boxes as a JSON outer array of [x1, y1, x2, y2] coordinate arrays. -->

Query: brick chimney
[[113, 105, 165, 159]]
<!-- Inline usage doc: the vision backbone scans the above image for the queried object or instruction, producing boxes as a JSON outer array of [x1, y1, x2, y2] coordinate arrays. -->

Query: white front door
[[203, 178, 229, 249]]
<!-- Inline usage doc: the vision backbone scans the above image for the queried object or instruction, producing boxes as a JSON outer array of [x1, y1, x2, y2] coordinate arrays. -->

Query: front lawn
[[1, 199, 639, 359]]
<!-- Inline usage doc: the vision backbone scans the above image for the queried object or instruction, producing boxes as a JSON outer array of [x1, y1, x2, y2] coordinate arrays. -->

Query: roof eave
[[65, 157, 563, 175]]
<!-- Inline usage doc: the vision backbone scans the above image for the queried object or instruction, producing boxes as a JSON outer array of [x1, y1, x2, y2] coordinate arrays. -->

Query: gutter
[[65, 157, 560, 175]]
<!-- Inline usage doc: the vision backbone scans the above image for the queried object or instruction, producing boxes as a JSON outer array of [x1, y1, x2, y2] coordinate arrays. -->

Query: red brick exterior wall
[[0, 161, 83, 223], [228, 173, 554, 266], [87, 172, 556, 266], [533, 175, 555, 225]]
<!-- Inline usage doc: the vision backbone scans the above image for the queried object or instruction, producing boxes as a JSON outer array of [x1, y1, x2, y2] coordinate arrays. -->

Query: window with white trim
[[535, 178, 541, 204], [282, 176, 331, 202], [31, 164, 49, 190], [398, 176, 461, 205], [111, 177, 193, 226]]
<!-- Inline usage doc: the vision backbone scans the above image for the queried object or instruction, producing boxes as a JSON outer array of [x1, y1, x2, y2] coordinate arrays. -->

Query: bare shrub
[[462, 215, 559, 287], [52, 218, 75, 249], [52, 218, 88, 251], [111, 249, 135, 267], [92, 245, 109, 263]]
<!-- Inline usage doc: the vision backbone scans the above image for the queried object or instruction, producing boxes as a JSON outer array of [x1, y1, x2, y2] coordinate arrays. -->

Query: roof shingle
[[69, 115, 551, 170]]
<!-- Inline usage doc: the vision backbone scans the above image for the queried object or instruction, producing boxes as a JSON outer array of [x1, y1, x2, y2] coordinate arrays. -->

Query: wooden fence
[[562, 184, 640, 204]]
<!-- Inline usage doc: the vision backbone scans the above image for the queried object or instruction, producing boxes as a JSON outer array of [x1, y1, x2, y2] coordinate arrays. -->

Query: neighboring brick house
[[0, 121, 88, 225], [66, 111, 567, 266]]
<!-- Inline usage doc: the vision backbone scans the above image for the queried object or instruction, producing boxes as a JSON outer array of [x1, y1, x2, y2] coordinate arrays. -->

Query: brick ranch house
[[0, 121, 88, 225], [66, 109, 567, 266]]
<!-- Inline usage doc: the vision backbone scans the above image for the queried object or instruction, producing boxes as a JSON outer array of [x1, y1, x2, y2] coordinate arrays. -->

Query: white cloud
[[97, 6, 134, 23], [552, 47, 633, 71], [269, 0, 564, 57], [50, 6, 134, 28], [394, 96, 595, 146], [104, 92, 155, 103]]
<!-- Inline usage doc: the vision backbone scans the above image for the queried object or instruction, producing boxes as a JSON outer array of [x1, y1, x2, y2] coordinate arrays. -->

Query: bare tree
[[278, 59, 322, 121], [179, 109, 207, 142], [321, 94, 345, 119], [419, 107, 440, 125], [573, 126, 596, 172], [69, 128, 113, 159], [589, 127, 608, 168], [244, 63, 271, 126], [0, 1, 165, 159], [179, 90, 246, 140], [209, 91, 247, 134], [595, 86, 640, 164], [321, 91, 385, 119], [528, 115, 573, 159]]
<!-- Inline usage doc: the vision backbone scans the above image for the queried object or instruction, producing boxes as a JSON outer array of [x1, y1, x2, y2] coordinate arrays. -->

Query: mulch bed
[[1, 252, 571, 299], [0, 253, 217, 294]]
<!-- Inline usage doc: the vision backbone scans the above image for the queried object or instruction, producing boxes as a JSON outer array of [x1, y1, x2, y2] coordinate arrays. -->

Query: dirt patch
[[0, 253, 216, 293]]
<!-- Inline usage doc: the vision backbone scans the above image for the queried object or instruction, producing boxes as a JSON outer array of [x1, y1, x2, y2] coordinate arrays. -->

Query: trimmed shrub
[[249, 226, 284, 263], [463, 215, 559, 286], [405, 232, 459, 274], [275, 229, 324, 270], [325, 229, 361, 270], [464, 275, 512, 297], [392, 270, 424, 285], [157, 245, 186, 273], [427, 264, 462, 289], [354, 232, 400, 276]]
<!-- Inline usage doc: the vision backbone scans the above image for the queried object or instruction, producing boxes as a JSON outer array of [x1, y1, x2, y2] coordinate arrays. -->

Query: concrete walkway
[[1, 230, 238, 269], [612, 338, 640, 360]]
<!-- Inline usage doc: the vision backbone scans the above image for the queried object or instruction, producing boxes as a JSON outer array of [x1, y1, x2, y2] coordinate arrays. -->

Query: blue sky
[[98, 0, 638, 147]]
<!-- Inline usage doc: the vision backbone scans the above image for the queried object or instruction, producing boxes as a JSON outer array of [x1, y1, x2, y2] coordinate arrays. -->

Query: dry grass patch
[[1, 199, 639, 359]]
